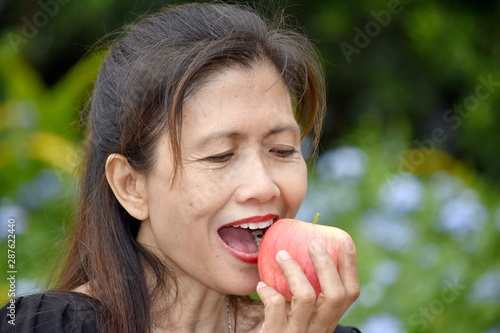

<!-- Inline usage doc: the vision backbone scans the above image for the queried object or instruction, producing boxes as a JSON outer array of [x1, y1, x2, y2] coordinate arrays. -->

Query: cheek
[[281, 162, 308, 212], [296, 165, 308, 203], [179, 170, 232, 214]]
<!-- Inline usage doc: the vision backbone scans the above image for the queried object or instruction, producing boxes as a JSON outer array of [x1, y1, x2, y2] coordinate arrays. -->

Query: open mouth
[[218, 217, 276, 256]]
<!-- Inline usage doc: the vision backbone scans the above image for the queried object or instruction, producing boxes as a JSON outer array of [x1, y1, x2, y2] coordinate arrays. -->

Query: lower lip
[[219, 237, 259, 264]]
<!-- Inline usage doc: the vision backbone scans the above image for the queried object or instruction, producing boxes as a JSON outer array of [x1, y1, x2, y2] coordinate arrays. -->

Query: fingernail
[[343, 237, 355, 253], [256, 281, 267, 290], [276, 250, 291, 261], [310, 239, 326, 254]]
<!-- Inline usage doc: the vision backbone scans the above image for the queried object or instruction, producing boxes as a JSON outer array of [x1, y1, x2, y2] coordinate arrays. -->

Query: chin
[[227, 271, 260, 296], [234, 286, 260, 296]]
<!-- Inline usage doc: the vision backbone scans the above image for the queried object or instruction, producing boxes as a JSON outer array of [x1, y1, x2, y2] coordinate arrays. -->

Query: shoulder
[[0, 291, 100, 332], [334, 324, 362, 333]]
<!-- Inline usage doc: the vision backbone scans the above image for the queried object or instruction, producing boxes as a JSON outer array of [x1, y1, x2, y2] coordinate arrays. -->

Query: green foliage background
[[0, 0, 499, 332]]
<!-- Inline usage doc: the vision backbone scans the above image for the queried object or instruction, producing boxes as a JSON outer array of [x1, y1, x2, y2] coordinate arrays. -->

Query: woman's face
[[137, 63, 307, 295]]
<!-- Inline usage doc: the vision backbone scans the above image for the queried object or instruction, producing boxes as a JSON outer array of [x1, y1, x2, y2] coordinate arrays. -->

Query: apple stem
[[312, 213, 321, 225]]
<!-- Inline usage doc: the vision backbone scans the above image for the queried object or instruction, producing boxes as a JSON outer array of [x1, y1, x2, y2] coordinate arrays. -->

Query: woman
[[1, 3, 360, 332]]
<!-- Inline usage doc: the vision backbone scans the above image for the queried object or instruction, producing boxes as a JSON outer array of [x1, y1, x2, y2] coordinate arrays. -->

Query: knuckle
[[293, 287, 317, 305], [324, 288, 346, 307], [319, 289, 347, 308], [265, 293, 285, 307], [347, 285, 361, 301], [334, 288, 347, 303]]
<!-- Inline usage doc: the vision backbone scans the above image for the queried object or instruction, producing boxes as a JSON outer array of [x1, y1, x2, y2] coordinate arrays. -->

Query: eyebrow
[[196, 131, 241, 147], [269, 125, 300, 136], [196, 124, 300, 147]]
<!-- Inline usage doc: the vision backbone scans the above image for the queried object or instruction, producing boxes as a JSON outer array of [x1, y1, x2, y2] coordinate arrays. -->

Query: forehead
[[183, 63, 292, 123]]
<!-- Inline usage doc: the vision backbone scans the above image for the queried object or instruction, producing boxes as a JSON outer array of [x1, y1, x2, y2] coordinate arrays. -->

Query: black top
[[1, 292, 361, 332]]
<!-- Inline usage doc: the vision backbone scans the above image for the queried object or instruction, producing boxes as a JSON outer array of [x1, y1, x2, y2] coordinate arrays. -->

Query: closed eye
[[204, 153, 233, 163], [271, 149, 297, 158]]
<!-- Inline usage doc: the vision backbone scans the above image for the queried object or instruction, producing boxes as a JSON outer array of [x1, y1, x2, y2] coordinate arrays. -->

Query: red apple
[[257, 214, 352, 301]]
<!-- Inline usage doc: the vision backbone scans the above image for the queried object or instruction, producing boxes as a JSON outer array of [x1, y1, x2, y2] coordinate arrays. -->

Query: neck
[[149, 272, 232, 332]]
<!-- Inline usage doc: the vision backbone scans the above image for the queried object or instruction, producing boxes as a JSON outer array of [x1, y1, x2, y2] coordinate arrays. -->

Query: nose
[[233, 155, 280, 204]]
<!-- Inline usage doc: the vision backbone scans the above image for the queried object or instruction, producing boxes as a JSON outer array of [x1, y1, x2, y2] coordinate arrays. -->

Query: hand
[[256, 238, 360, 333]]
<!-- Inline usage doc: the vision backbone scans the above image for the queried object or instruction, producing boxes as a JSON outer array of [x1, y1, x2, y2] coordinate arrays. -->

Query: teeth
[[228, 219, 274, 250], [231, 219, 273, 230], [258, 220, 273, 228]]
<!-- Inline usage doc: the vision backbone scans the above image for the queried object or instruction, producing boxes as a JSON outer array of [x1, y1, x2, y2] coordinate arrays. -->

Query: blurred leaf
[[28, 131, 80, 175], [0, 36, 45, 101], [39, 50, 106, 134]]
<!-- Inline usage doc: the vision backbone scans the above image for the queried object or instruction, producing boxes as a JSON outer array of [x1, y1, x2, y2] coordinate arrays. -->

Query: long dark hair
[[56, 3, 326, 332]]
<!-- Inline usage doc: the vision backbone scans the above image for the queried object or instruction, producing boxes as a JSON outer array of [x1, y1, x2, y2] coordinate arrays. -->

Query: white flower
[[379, 173, 424, 214], [0, 199, 28, 239], [361, 313, 406, 333], [469, 268, 500, 304], [372, 259, 401, 286], [316, 146, 367, 183], [358, 282, 384, 307], [438, 189, 487, 236], [360, 210, 416, 252], [18, 169, 62, 209]]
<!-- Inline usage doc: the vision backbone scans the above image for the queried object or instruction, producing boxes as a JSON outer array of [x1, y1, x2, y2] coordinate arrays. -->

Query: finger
[[307, 240, 345, 332], [256, 281, 287, 333], [275, 250, 317, 332], [323, 237, 360, 332], [336, 237, 360, 313]]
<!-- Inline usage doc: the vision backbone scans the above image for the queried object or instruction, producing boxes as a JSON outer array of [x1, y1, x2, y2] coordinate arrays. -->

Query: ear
[[105, 154, 149, 221]]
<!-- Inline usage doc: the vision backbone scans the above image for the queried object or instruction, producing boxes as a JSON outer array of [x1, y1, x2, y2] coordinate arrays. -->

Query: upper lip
[[220, 214, 279, 229]]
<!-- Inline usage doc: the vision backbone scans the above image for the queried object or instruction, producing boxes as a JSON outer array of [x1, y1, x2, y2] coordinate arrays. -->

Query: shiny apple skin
[[257, 218, 351, 301]]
